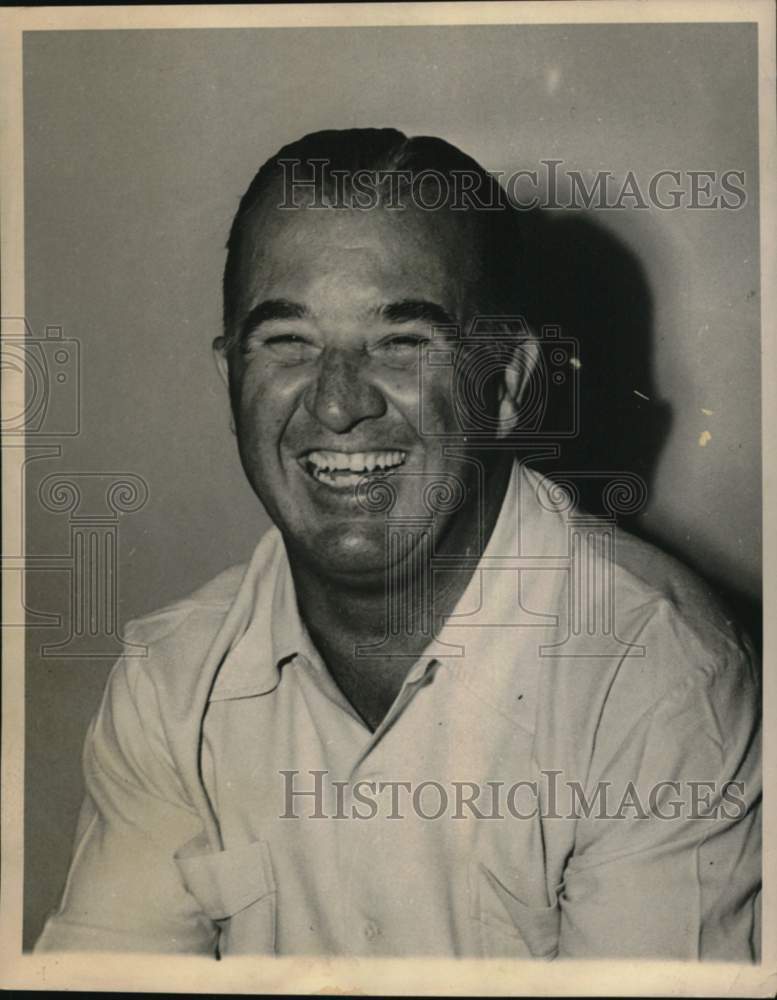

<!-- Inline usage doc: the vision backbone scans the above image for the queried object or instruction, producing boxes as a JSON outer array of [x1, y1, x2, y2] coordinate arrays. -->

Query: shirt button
[[363, 920, 380, 941]]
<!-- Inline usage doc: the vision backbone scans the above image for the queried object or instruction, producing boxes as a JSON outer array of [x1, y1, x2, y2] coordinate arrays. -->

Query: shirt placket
[[338, 657, 442, 954]]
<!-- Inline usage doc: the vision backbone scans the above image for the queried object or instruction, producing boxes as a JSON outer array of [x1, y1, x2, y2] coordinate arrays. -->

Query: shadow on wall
[[519, 209, 761, 653]]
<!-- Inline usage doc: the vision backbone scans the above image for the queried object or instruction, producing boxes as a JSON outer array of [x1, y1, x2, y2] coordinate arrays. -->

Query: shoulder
[[78, 530, 282, 805], [82, 558, 255, 800], [94, 563, 245, 739], [524, 460, 754, 682], [521, 464, 750, 671], [89, 529, 285, 778], [115, 528, 284, 703], [609, 522, 755, 679], [583, 522, 759, 763], [114, 564, 247, 701], [123, 561, 248, 648], [528, 483, 759, 769]]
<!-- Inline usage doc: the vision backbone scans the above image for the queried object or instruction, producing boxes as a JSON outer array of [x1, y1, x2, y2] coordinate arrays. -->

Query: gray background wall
[[22, 24, 760, 946]]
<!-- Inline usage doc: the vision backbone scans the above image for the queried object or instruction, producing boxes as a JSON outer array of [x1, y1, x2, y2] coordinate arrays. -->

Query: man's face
[[219, 195, 508, 583]]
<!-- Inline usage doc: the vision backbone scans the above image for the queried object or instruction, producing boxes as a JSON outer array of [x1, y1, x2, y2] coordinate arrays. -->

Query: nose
[[304, 347, 387, 433]]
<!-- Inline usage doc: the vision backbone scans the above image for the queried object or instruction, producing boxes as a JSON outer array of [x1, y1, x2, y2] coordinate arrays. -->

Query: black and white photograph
[[1, 2, 774, 994]]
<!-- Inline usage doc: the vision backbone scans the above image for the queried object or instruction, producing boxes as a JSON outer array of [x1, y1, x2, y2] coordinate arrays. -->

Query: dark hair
[[222, 128, 524, 341]]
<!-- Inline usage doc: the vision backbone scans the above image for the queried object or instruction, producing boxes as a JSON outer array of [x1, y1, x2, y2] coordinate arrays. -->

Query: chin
[[316, 526, 387, 578]]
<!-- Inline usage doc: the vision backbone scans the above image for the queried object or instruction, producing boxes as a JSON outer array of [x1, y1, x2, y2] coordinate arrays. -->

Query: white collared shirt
[[36, 464, 761, 959]]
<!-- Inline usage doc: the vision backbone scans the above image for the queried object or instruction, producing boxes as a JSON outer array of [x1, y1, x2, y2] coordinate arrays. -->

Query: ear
[[212, 336, 237, 434], [212, 335, 230, 389], [496, 332, 540, 437]]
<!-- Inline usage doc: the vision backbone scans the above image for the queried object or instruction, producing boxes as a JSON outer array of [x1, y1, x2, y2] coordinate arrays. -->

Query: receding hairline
[[224, 189, 494, 325], [222, 129, 524, 335]]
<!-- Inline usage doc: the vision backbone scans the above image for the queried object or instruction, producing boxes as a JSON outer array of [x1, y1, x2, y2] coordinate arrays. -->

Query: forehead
[[232, 197, 485, 321]]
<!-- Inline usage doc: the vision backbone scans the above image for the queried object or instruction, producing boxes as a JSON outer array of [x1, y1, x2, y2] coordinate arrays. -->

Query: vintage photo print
[[1, 2, 774, 995]]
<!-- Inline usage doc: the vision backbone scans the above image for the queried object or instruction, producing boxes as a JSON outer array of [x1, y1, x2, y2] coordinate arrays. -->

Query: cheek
[[416, 370, 462, 435], [230, 365, 307, 465], [372, 367, 462, 437], [232, 361, 299, 423]]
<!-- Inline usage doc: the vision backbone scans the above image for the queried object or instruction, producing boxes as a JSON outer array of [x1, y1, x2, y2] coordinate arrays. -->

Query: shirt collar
[[209, 461, 570, 704], [433, 461, 570, 716], [209, 527, 310, 701]]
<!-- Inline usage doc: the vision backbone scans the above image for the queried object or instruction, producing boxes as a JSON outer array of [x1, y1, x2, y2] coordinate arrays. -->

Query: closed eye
[[372, 333, 430, 362], [385, 335, 428, 347], [244, 332, 320, 364], [265, 333, 308, 346]]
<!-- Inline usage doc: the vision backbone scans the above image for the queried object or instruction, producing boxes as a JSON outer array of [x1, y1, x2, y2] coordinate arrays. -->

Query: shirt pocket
[[174, 836, 276, 956], [469, 860, 561, 959]]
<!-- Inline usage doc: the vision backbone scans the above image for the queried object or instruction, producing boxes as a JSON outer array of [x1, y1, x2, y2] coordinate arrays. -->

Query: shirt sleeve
[[557, 638, 761, 961], [34, 652, 219, 954]]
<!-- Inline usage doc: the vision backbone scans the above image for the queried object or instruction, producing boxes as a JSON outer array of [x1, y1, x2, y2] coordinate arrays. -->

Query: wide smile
[[300, 449, 408, 489]]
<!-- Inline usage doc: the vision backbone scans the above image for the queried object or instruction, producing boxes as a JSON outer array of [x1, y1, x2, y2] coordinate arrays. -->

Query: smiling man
[[36, 129, 761, 960]]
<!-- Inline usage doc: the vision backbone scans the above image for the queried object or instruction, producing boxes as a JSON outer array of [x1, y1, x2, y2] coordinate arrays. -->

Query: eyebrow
[[240, 298, 309, 339], [378, 299, 456, 328]]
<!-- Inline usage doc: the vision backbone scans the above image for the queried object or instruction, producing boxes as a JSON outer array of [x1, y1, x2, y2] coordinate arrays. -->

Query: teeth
[[306, 449, 407, 481]]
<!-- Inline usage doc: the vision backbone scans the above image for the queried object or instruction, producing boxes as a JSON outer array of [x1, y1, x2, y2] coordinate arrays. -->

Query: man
[[36, 129, 760, 959]]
